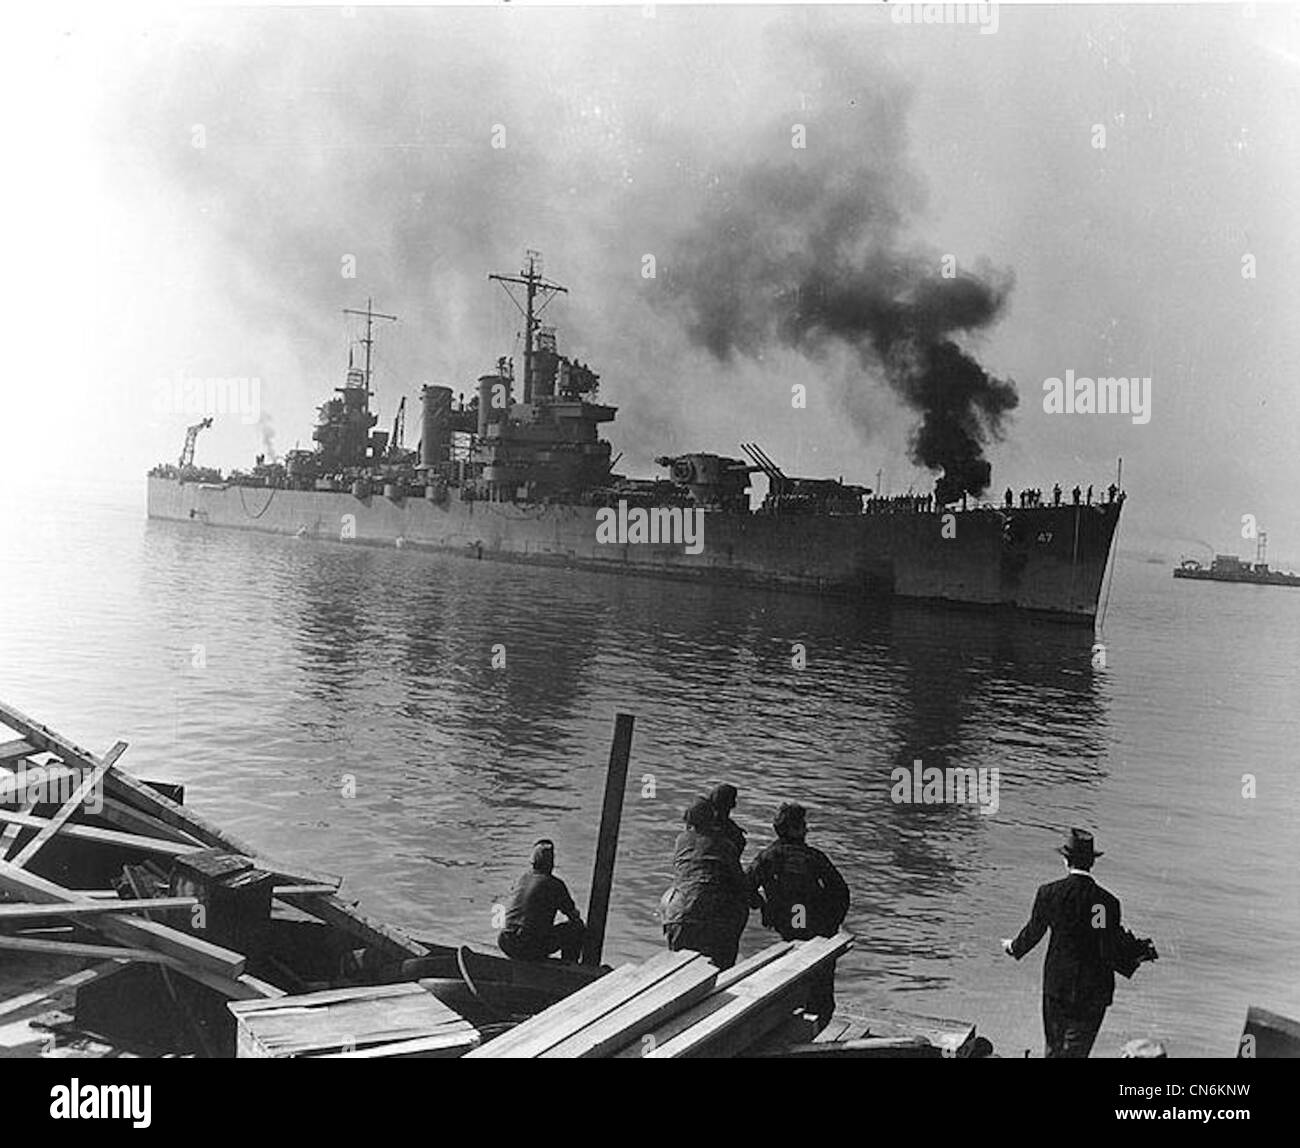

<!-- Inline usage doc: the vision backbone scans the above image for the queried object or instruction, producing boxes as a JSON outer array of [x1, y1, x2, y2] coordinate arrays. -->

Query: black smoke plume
[[667, 163, 1018, 504]]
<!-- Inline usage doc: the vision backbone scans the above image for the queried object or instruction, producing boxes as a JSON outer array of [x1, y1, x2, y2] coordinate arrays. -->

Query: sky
[[3, 2, 1298, 561]]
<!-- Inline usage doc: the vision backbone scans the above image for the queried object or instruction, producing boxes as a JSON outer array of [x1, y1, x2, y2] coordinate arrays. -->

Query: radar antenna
[[489, 249, 568, 404]]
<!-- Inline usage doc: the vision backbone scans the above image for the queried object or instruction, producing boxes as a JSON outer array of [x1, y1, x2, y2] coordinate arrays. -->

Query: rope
[[237, 485, 277, 520], [1097, 504, 1123, 639]]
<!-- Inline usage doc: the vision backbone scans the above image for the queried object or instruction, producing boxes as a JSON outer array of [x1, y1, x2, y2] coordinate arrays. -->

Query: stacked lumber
[[465, 949, 718, 1058], [0, 700, 429, 1019], [229, 982, 480, 1058], [468, 934, 853, 1059]]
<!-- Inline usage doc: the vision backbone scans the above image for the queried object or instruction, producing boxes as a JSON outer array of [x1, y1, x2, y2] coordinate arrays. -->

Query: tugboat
[[1173, 533, 1300, 588]]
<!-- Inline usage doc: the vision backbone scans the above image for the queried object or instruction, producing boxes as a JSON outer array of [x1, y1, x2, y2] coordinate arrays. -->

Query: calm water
[[1, 480, 1296, 1057]]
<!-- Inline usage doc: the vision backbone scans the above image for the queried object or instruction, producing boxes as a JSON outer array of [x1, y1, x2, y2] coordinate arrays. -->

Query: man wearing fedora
[[1002, 828, 1130, 1058]]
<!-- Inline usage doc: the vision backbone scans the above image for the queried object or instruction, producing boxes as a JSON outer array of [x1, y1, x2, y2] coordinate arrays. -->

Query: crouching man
[[497, 839, 586, 962]]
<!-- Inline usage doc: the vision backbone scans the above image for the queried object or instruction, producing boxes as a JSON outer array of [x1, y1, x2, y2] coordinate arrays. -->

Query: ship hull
[[147, 478, 1121, 622], [1173, 568, 1300, 587]]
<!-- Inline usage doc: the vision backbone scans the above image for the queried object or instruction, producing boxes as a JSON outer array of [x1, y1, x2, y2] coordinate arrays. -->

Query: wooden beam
[[581, 712, 634, 965], [0, 859, 246, 977], [0, 935, 181, 961], [275, 891, 427, 958], [468, 951, 702, 1059], [0, 960, 125, 1020], [95, 794, 204, 846], [541, 956, 718, 1058], [464, 964, 644, 1058], [0, 699, 421, 958], [0, 809, 200, 858], [0, 897, 197, 921], [0, 795, 40, 862], [0, 738, 38, 764], [640, 934, 853, 1059], [11, 741, 128, 870]]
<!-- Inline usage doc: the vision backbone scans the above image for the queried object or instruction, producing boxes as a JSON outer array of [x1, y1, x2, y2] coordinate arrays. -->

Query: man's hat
[[1059, 828, 1103, 863]]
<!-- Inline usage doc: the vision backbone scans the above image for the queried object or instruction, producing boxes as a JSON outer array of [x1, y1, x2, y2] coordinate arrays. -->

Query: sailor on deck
[[497, 839, 586, 963]]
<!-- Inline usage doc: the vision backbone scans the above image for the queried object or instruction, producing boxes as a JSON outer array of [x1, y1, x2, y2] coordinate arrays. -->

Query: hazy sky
[[5, 2, 1299, 559]]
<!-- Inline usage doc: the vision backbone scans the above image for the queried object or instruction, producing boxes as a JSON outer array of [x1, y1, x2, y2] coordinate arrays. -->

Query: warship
[[147, 252, 1124, 624]]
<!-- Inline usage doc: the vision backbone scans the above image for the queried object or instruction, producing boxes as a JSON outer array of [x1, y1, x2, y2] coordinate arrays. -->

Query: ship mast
[[489, 249, 568, 403], [343, 297, 398, 402]]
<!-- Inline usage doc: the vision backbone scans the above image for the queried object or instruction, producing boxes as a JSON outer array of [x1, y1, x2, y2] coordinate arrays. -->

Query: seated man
[[497, 839, 586, 962]]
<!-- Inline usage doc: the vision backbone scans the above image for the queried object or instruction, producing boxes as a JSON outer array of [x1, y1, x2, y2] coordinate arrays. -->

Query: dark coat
[[746, 839, 850, 940], [1010, 872, 1124, 1010], [661, 828, 750, 930]]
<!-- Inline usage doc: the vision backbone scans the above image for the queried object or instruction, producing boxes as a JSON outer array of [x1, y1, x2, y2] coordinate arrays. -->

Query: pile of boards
[[0, 700, 431, 1027], [467, 934, 853, 1058], [230, 982, 481, 1058]]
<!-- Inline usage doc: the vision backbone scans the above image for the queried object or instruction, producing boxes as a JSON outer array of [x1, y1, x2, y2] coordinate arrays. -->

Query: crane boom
[[179, 417, 213, 469]]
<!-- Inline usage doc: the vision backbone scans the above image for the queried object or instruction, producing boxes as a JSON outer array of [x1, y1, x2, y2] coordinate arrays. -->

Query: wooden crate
[[229, 982, 479, 1058]]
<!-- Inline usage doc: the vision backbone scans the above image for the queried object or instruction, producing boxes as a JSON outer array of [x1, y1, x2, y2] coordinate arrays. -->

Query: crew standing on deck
[[747, 803, 850, 1024], [497, 839, 587, 962], [661, 798, 752, 969]]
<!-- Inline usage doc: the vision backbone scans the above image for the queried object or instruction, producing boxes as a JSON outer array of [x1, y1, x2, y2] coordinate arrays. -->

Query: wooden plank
[[716, 941, 796, 990], [749, 1035, 939, 1059], [11, 741, 128, 869], [541, 955, 718, 1058], [0, 935, 182, 962], [0, 960, 125, 1019], [230, 982, 427, 1016], [0, 703, 422, 961], [314, 1030, 480, 1058], [230, 982, 472, 1058], [609, 942, 797, 1058], [95, 794, 204, 846], [0, 809, 200, 857], [581, 712, 634, 965], [0, 859, 246, 977], [0, 700, 336, 880], [0, 897, 197, 921], [275, 891, 427, 959], [465, 962, 647, 1058], [0, 795, 40, 861], [269, 884, 339, 896], [638, 934, 852, 1059], [0, 738, 38, 764]]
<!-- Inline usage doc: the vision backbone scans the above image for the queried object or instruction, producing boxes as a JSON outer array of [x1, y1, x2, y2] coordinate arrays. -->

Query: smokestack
[[420, 385, 452, 468]]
